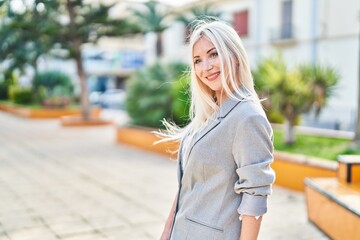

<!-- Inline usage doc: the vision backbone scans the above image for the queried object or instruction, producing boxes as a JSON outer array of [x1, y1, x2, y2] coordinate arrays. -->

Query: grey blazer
[[170, 96, 275, 240]]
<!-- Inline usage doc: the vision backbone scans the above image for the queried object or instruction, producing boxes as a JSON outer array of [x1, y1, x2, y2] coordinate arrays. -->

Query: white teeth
[[207, 72, 219, 80]]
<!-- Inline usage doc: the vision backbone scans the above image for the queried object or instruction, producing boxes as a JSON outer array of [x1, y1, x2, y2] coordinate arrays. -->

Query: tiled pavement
[[0, 111, 329, 240]]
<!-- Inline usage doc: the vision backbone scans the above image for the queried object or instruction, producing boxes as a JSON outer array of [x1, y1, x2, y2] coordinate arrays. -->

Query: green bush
[[42, 85, 73, 108], [32, 71, 74, 107], [0, 71, 18, 100], [126, 62, 188, 128], [33, 85, 48, 104], [32, 71, 74, 96], [9, 86, 33, 104]]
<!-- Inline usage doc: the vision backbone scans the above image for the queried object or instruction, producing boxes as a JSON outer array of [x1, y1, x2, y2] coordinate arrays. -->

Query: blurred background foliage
[[33, 71, 74, 95], [252, 54, 339, 145], [32, 71, 74, 108], [8, 86, 32, 105], [1, 70, 75, 108], [126, 62, 189, 128]]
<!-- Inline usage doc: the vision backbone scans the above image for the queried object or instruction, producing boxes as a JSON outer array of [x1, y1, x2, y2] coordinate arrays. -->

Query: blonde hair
[[158, 18, 260, 143]]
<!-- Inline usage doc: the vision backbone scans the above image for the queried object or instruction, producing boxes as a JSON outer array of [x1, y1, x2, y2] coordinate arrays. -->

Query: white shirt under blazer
[[170, 94, 276, 240]]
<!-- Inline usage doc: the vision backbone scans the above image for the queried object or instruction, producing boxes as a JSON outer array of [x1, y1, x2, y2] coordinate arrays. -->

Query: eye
[[210, 52, 218, 58], [194, 59, 201, 65]]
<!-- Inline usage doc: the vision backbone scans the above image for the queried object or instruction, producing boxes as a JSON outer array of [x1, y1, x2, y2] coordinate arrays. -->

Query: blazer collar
[[216, 93, 244, 119]]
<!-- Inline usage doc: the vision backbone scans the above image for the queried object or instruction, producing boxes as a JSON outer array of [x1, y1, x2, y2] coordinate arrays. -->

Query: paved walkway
[[0, 111, 329, 240]]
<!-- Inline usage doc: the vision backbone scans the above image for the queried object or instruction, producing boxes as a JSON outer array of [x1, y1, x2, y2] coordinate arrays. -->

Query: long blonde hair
[[159, 18, 260, 143]]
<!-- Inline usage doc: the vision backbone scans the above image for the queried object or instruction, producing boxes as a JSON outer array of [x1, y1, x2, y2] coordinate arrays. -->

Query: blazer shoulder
[[234, 100, 267, 120]]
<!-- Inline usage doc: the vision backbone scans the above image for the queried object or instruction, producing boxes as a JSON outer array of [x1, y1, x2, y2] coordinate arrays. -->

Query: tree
[[56, 0, 142, 119], [0, 0, 59, 100], [0, 0, 59, 74], [253, 54, 339, 145], [131, 1, 168, 57]]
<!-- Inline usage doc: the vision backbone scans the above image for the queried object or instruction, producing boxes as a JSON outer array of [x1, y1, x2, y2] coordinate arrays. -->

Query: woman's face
[[193, 37, 223, 96]]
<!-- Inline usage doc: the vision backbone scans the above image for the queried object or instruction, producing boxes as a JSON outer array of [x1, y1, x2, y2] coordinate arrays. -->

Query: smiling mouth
[[206, 72, 220, 81]]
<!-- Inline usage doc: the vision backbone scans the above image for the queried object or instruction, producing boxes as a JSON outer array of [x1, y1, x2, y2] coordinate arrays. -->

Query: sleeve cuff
[[237, 194, 268, 217]]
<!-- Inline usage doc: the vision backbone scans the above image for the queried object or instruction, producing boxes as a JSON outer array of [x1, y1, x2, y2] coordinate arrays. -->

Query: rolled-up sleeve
[[232, 113, 276, 217]]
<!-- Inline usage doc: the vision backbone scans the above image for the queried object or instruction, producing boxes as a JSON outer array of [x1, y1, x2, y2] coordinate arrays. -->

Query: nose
[[202, 59, 213, 71]]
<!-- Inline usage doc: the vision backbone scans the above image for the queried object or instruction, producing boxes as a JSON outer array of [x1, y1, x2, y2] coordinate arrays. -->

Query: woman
[[160, 19, 275, 240]]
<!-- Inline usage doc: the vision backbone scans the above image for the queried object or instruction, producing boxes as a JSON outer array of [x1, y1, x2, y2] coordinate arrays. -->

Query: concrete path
[[0, 111, 329, 240]]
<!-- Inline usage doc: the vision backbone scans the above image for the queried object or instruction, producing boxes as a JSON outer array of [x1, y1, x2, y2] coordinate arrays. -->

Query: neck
[[215, 91, 227, 105]]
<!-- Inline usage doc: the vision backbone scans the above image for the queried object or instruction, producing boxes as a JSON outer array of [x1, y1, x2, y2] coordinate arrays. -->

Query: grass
[[273, 130, 360, 161]]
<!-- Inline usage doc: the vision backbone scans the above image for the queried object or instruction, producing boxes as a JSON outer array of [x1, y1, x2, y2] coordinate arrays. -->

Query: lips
[[206, 72, 220, 81]]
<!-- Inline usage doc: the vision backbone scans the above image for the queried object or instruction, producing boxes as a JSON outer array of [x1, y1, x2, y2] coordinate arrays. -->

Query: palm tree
[[253, 54, 339, 145], [297, 64, 339, 115], [131, 1, 168, 57]]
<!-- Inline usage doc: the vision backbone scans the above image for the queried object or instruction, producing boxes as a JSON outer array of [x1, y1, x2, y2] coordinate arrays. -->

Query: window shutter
[[233, 10, 249, 37]]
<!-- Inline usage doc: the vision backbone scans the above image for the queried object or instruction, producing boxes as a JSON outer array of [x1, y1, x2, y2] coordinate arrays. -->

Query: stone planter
[[304, 177, 360, 240], [304, 155, 360, 239], [273, 151, 337, 191], [116, 126, 178, 159], [60, 115, 111, 127], [0, 102, 101, 119]]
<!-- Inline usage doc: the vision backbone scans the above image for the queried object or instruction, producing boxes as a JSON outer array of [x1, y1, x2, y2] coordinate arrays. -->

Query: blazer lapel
[[185, 95, 244, 162], [185, 117, 221, 163]]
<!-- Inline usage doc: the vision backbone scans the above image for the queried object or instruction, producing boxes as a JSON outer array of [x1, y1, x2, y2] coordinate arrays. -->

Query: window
[[233, 10, 249, 37], [281, 0, 293, 39]]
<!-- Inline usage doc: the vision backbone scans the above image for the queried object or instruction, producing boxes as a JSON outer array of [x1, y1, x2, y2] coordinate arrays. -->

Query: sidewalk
[[0, 111, 329, 240]]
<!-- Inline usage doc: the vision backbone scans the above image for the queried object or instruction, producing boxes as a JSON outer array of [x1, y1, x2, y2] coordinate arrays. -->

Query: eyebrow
[[193, 47, 216, 58]]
